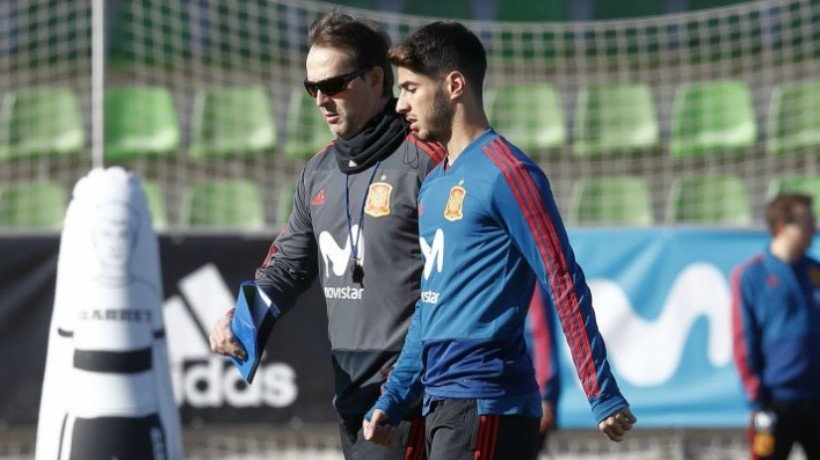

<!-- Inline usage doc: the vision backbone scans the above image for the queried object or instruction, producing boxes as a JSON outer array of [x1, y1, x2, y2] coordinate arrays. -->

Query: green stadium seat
[[105, 87, 180, 161], [0, 181, 66, 229], [486, 83, 565, 152], [573, 84, 659, 157], [140, 181, 168, 230], [570, 176, 653, 225], [666, 176, 752, 224], [496, 0, 569, 22], [277, 180, 297, 227], [0, 88, 84, 160], [189, 86, 275, 159], [592, 0, 664, 20], [670, 81, 757, 157], [285, 90, 332, 160], [767, 81, 820, 155], [767, 176, 820, 217], [401, 0, 473, 19], [180, 180, 265, 229]]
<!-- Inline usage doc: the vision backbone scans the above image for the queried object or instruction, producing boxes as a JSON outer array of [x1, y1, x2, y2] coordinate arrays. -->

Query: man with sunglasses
[[209, 10, 444, 460]]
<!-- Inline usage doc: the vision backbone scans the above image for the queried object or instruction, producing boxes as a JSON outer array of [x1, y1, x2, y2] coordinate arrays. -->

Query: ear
[[446, 71, 467, 101], [368, 66, 384, 92]]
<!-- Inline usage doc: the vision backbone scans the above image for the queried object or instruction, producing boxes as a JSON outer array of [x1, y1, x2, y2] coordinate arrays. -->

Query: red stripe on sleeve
[[493, 138, 598, 396], [528, 287, 552, 392], [484, 139, 599, 397], [731, 257, 763, 404], [482, 144, 587, 395]]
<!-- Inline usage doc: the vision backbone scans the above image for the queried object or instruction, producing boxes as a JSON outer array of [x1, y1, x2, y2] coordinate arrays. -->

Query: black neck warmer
[[334, 98, 407, 173]]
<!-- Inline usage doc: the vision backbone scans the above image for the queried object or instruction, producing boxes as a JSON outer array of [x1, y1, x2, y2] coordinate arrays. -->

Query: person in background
[[731, 193, 820, 460]]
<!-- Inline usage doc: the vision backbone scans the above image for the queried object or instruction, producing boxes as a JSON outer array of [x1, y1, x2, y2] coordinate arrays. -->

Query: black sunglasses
[[303, 68, 370, 98]]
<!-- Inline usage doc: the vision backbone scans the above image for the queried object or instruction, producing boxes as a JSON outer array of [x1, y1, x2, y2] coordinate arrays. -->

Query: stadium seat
[[573, 84, 659, 157], [0, 88, 84, 160], [768, 176, 820, 217], [666, 176, 752, 224], [767, 81, 820, 155], [140, 181, 168, 230], [400, 0, 474, 19], [670, 81, 757, 157], [592, 0, 664, 20], [569, 176, 653, 225], [285, 90, 333, 160], [486, 83, 565, 152], [180, 180, 265, 229], [105, 87, 180, 161], [277, 180, 297, 227], [0, 181, 67, 229], [189, 86, 276, 159], [496, 0, 569, 22]]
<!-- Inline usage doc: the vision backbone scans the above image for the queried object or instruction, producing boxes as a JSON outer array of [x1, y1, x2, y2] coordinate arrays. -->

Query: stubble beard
[[425, 90, 454, 144]]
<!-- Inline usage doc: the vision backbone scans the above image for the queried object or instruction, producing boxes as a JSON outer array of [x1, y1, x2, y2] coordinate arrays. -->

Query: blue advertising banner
[[558, 229, 820, 428]]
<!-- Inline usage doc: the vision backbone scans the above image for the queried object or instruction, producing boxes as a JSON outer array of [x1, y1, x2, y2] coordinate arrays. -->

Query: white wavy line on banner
[[588, 263, 732, 387]]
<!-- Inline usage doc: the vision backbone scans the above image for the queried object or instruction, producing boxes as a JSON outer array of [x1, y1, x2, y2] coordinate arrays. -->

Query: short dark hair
[[308, 10, 393, 98], [389, 21, 487, 100], [765, 193, 813, 234]]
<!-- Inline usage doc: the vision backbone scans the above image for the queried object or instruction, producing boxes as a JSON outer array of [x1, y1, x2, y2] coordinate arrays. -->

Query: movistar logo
[[586, 263, 732, 387], [324, 285, 364, 300], [419, 229, 444, 280], [163, 264, 297, 408], [318, 225, 363, 278]]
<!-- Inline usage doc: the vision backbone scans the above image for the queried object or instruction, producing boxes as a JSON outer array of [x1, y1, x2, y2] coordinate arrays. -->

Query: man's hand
[[597, 407, 637, 442], [363, 409, 396, 446], [540, 401, 556, 436], [209, 308, 247, 360]]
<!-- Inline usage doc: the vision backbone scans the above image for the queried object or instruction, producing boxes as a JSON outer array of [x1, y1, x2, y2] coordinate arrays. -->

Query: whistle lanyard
[[344, 161, 381, 265]]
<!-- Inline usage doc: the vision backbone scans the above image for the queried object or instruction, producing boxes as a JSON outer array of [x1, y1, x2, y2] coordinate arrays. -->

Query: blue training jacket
[[731, 250, 820, 409], [371, 129, 627, 424]]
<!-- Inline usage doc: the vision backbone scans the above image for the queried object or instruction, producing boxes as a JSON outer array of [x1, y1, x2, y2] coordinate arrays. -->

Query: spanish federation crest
[[365, 182, 392, 218], [444, 181, 466, 222]]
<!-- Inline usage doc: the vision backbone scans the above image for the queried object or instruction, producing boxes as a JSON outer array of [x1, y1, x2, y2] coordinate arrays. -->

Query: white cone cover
[[35, 167, 182, 459]]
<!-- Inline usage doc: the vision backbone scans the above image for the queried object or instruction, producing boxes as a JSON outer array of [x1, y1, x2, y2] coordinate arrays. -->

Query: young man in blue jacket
[[731, 193, 820, 460], [363, 21, 636, 459]]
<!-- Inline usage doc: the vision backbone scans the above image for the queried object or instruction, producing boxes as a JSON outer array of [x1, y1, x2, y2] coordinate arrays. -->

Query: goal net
[[3, 0, 818, 231]]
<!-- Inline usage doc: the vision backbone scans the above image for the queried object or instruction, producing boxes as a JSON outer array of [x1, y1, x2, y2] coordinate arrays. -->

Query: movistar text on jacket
[[324, 285, 364, 300]]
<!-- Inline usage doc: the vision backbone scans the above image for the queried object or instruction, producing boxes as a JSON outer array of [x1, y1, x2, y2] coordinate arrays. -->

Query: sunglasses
[[303, 68, 370, 98]]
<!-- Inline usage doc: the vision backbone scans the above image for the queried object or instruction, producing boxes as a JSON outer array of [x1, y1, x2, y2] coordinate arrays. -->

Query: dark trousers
[[750, 398, 820, 460], [424, 398, 540, 460], [339, 414, 424, 460]]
